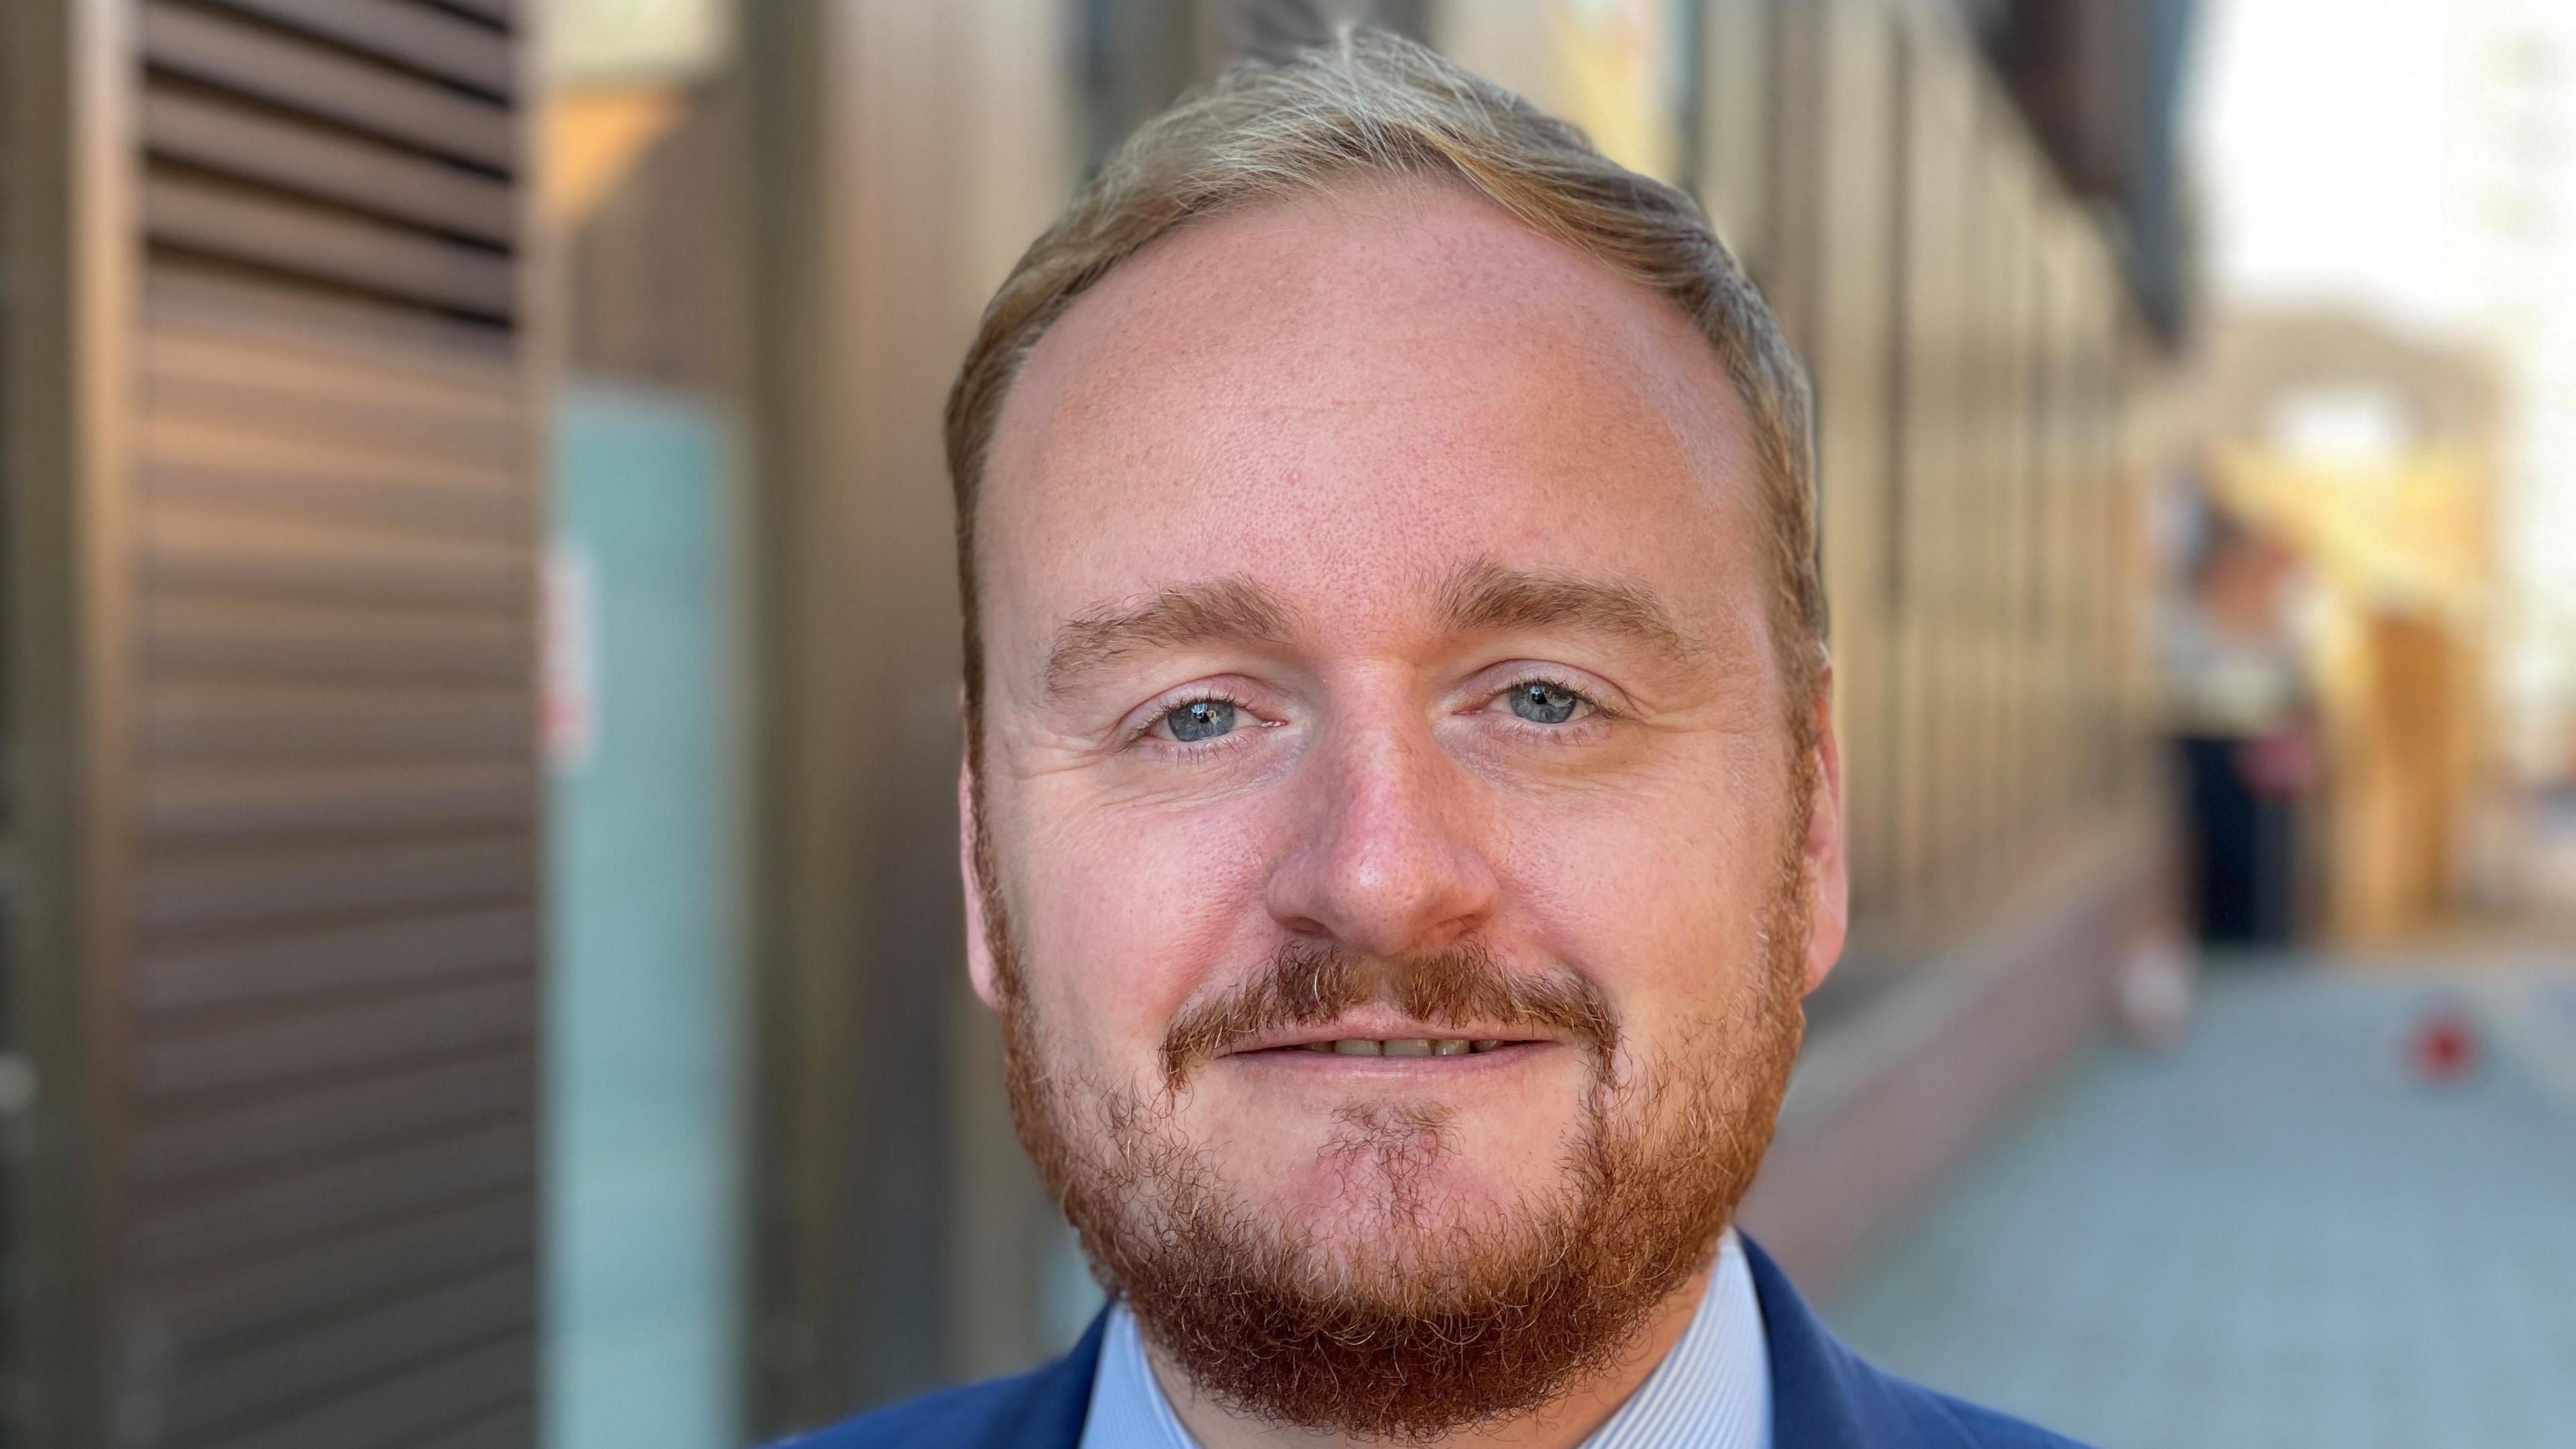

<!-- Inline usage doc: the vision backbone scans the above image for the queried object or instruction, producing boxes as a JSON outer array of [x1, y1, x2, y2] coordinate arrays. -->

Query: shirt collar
[[1078, 1229, 1771, 1449]]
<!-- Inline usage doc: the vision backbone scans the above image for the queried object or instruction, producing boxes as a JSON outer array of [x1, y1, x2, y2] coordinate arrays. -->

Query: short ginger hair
[[946, 27, 1822, 739]]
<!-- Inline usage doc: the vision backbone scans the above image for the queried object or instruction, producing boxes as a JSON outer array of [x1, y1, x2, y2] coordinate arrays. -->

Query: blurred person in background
[[790, 31, 2084, 1449], [2159, 487, 2318, 945]]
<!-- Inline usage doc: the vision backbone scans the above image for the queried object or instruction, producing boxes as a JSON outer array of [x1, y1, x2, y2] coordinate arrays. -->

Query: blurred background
[[0, 0, 2570, 1446]]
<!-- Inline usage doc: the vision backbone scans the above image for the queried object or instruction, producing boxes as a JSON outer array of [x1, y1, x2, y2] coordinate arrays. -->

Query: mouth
[[1217, 1012, 1562, 1062], [1265, 1036, 1520, 1057]]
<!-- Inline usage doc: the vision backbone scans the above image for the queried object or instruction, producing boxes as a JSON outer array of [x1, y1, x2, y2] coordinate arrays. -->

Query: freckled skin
[[965, 181, 1848, 1447]]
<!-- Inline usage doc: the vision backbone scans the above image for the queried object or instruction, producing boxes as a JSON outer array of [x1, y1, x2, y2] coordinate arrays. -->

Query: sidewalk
[[1823, 953, 2576, 1449]]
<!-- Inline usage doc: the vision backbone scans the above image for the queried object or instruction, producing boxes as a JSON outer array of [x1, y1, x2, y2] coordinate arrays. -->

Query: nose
[[1263, 708, 1501, 957]]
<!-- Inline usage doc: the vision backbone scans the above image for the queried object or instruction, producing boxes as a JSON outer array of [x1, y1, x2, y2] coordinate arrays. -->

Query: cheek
[[1500, 747, 1786, 1004], [1004, 778, 1287, 1067]]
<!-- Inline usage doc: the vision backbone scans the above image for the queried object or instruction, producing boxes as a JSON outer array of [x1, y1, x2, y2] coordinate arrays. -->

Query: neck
[[1143, 1261, 1717, 1449]]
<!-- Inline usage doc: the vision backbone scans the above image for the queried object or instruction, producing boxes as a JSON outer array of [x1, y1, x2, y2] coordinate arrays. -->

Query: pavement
[[1823, 949, 2576, 1449]]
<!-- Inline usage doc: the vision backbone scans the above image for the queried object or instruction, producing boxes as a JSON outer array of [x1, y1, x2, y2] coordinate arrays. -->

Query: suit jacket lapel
[[1742, 1236, 1894, 1449], [976, 1309, 1107, 1449]]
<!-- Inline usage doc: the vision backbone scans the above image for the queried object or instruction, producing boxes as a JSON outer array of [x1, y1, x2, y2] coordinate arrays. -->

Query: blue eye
[[1165, 700, 1238, 742], [1507, 681, 1582, 724]]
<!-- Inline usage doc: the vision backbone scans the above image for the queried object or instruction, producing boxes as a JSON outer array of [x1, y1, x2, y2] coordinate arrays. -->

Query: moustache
[[1158, 939, 1618, 1088]]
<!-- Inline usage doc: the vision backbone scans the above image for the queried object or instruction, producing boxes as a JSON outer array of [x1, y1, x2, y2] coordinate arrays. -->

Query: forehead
[[979, 180, 1765, 642]]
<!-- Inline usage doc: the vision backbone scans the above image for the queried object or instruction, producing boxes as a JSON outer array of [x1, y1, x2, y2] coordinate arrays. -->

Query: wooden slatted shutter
[[5, 3, 539, 1446]]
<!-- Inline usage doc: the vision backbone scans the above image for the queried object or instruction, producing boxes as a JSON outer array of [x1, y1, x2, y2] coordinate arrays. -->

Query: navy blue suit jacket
[[782, 1238, 2087, 1448]]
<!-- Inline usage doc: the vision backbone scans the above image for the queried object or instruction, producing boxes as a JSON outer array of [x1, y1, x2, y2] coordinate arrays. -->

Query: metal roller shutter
[[5, 1, 539, 1445]]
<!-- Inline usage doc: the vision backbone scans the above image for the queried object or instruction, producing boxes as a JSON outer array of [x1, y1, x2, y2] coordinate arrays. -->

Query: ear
[[960, 749, 1002, 1012], [1801, 655, 1849, 997]]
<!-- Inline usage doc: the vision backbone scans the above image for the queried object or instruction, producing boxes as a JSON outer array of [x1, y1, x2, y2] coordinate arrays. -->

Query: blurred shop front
[[1, 2, 2194, 1448], [2176, 313, 2507, 947], [542, 10, 747, 1449]]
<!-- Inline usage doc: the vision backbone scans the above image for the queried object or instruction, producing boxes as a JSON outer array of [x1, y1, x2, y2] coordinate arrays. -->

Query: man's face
[[967, 182, 1846, 1436]]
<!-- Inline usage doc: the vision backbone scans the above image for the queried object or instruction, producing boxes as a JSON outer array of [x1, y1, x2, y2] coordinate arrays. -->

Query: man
[[798, 30, 2085, 1449]]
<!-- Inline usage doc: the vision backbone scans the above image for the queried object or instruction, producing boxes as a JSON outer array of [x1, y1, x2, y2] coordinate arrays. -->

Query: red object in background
[[2235, 724, 2320, 800], [2408, 1008, 2481, 1083]]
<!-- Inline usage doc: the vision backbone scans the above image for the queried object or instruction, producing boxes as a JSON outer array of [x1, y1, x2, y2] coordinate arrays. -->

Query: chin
[[1214, 1097, 1576, 1252]]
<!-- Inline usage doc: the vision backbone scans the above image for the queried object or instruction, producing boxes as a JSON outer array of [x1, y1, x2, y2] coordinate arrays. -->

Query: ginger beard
[[979, 749, 1816, 1442]]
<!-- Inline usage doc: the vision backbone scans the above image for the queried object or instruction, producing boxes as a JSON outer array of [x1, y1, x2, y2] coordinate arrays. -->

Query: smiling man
[[796, 29, 2083, 1449]]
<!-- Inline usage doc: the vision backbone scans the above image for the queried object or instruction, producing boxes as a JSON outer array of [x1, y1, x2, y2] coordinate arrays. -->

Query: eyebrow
[[1044, 576, 1295, 698], [1040, 562, 1700, 700], [1433, 560, 1702, 665]]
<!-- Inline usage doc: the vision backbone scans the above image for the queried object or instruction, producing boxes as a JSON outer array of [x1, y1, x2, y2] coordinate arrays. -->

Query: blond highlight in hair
[[947, 28, 1823, 738]]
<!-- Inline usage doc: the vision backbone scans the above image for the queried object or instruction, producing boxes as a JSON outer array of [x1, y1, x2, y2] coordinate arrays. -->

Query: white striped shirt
[[1077, 1230, 1770, 1448]]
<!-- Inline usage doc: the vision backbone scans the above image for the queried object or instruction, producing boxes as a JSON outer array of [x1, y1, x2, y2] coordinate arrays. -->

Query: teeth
[[1297, 1038, 1507, 1056]]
